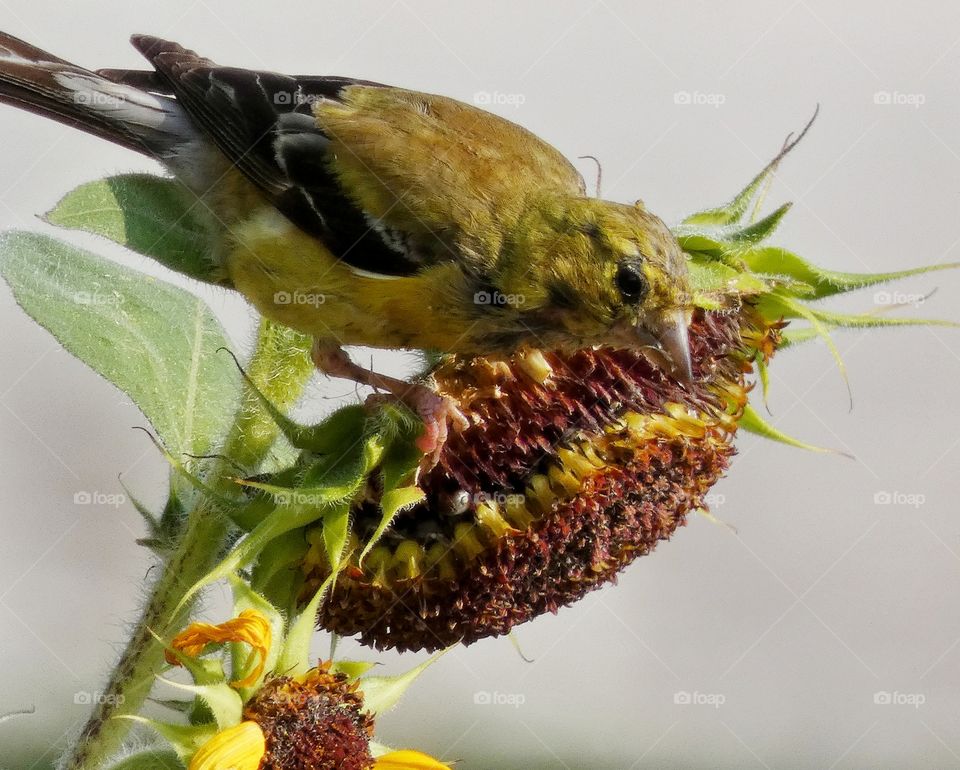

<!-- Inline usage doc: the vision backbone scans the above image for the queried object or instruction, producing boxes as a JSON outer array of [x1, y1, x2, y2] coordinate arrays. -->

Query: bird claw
[[412, 391, 469, 471], [366, 386, 467, 473], [311, 340, 466, 472]]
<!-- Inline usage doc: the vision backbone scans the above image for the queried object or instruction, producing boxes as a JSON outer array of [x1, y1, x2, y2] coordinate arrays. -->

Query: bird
[[0, 31, 694, 466]]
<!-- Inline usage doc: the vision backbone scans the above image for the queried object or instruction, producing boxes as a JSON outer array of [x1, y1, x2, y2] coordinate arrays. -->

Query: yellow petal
[[374, 749, 451, 769], [166, 609, 272, 688], [189, 721, 266, 770]]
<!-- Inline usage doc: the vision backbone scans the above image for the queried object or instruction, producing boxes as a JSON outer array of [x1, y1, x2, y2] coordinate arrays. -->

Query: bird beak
[[649, 309, 693, 383], [615, 309, 694, 382]]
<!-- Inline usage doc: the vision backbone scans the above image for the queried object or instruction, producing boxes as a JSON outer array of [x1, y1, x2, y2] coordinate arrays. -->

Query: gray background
[[2, 1, 960, 768]]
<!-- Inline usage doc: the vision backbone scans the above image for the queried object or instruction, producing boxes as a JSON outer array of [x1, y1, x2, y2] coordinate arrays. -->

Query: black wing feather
[[128, 35, 419, 276]]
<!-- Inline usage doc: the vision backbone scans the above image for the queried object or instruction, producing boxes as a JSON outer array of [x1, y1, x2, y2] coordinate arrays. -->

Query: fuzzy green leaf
[[116, 716, 216, 762], [358, 415, 426, 564], [248, 529, 310, 613], [278, 571, 337, 677], [0, 231, 239, 456], [323, 503, 351, 572], [730, 202, 792, 243], [677, 202, 792, 248], [155, 679, 242, 731], [45, 174, 220, 283], [174, 438, 380, 614], [687, 258, 771, 308], [741, 246, 959, 300], [803, 305, 959, 331]]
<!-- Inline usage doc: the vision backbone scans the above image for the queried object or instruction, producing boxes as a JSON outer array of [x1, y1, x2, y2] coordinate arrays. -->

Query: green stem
[[60, 321, 312, 770]]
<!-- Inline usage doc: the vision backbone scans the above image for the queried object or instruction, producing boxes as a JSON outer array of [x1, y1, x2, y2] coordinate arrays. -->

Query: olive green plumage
[[0, 30, 694, 383]]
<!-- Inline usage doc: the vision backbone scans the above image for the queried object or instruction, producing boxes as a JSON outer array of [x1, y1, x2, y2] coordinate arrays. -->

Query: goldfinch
[[0, 32, 693, 461]]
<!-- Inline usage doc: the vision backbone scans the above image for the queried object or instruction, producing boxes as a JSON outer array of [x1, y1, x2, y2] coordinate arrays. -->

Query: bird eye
[[615, 261, 648, 303]]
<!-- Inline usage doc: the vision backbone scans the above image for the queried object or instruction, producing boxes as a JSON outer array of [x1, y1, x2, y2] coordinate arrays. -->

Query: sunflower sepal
[[276, 571, 338, 678], [358, 651, 446, 717], [172, 410, 404, 616], [113, 714, 217, 762], [330, 660, 379, 680], [155, 677, 243, 731]]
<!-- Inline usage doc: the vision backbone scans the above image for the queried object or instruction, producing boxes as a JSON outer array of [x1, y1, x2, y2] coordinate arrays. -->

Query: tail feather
[[0, 31, 189, 156], [95, 68, 172, 94]]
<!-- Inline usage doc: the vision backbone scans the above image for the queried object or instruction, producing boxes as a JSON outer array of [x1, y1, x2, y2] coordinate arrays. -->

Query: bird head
[[496, 196, 694, 381]]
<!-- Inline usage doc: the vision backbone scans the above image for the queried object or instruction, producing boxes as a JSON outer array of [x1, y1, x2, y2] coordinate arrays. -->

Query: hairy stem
[[60, 321, 312, 770]]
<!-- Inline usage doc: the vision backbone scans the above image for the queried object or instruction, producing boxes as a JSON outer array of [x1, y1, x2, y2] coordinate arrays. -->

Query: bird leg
[[311, 339, 468, 469]]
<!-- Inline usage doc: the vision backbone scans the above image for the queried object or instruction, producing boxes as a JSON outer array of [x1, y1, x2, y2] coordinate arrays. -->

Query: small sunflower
[[130, 585, 450, 770]]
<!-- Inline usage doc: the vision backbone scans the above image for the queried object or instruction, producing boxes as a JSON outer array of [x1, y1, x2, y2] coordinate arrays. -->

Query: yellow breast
[[224, 206, 473, 352]]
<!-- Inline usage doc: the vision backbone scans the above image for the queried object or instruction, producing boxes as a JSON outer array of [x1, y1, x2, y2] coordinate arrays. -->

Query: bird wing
[[121, 35, 586, 277]]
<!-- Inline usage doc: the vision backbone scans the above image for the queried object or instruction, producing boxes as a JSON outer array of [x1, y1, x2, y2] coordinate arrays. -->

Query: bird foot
[[368, 386, 468, 473], [311, 339, 468, 472]]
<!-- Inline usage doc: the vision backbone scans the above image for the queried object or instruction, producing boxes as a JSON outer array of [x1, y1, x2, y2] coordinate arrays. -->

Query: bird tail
[[0, 31, 189, 156]]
